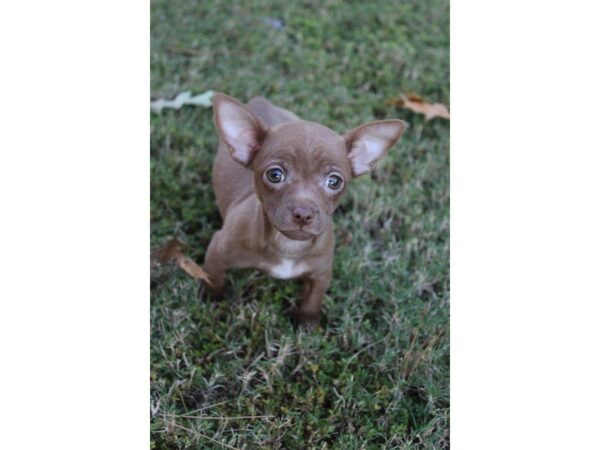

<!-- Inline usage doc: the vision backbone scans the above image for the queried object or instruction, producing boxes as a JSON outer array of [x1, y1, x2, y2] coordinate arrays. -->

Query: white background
[[0, 1, 599, 448]]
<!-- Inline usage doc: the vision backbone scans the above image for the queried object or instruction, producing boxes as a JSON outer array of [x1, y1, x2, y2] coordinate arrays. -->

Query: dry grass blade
[[344, 336, 388, 369], [166, 401, 232, 418], [152, 238, 213, 286], [169, 421, 242, 450], [400, 326, 446, 379], [169, 414, 274, 420], [387, 93, 450, 121]]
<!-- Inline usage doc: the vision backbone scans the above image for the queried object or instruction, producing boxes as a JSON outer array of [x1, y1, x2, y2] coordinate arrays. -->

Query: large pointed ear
[[344, 119, 407, 177], [213, 93, 268, 166]]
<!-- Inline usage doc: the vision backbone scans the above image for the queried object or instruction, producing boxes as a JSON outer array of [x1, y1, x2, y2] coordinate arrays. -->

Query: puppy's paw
[[198, 281, 225, 302], [293, 308, 322, 329]]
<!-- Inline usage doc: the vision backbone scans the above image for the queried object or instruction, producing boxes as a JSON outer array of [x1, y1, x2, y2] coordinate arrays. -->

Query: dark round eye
[[327, 174, 343, 190], [266, 167, 285, 183]]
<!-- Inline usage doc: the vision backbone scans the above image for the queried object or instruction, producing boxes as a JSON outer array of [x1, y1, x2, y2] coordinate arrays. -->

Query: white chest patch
[[268, 258, 305, 280]]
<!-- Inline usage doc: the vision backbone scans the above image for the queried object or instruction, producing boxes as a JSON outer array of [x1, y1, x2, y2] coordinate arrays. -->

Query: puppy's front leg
[[203, 230, 228, 296], [297, 269, 332, 325]]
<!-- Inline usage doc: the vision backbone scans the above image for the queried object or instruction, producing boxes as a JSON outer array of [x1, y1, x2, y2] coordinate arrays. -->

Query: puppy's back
[[247, 97, 301, 128]]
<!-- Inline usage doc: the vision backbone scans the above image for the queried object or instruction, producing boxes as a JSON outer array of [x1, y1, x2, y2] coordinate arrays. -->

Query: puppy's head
[[214, 93, 407, 241]]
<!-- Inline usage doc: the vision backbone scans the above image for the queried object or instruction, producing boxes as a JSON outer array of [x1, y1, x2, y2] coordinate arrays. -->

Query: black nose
[[291, 206, 315, 226]]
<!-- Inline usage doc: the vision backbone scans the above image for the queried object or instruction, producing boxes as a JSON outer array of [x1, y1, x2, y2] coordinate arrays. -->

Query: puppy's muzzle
[[291, 206, 317, 227]]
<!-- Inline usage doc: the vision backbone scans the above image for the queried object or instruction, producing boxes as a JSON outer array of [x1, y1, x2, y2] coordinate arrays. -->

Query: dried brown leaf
[[406, 93, 424, 102], [152, 237, 186, 264], [175, 254, 212, 283], [388, 94, 450, 121], [152, 238, 212, 286]]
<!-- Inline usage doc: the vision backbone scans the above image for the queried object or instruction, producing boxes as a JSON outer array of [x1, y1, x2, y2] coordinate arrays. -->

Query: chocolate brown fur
[[204, 93, 406, 324]]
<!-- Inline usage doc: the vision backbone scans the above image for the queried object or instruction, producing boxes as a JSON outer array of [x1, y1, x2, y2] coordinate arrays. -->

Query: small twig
[[170, 414, 274, 420], [170, 421, 242, 450]]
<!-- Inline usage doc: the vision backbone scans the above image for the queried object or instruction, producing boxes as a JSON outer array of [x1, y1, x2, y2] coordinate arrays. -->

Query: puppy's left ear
[[344, 119, 407, 177]]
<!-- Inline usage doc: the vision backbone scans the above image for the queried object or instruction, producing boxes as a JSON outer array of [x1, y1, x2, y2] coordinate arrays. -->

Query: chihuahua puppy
[[203, 93, 406, 324]]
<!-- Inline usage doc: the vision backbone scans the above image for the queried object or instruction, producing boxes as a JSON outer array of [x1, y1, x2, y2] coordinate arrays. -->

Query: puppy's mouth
[[267, 207, 325, 241], [279, 229, 320, 241]]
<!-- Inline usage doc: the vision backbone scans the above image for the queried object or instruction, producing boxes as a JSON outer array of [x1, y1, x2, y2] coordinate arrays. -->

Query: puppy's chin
[[279, 229, 320, 241]]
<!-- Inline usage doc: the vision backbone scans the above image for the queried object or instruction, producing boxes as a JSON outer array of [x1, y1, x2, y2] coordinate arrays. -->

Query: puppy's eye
[[265, 167, 285, 184], [326, 174, 343, 190]]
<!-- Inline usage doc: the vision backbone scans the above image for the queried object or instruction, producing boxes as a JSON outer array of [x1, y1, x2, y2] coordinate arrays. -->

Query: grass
[[151, 0, 449, 448]]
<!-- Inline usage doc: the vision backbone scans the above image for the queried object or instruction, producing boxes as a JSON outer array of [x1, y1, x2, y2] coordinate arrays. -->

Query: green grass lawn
[[151, 1, 449, 448]]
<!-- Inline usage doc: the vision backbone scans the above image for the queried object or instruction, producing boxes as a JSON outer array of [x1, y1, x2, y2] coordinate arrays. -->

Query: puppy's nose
[[291, 206, 315, 226]]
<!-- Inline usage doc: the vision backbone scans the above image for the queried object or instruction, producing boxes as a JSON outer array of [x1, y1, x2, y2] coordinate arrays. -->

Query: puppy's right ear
[[213, 93, 268, 166]]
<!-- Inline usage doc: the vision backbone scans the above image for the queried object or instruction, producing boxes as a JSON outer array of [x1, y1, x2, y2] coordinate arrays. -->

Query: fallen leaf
[[152, 237, 185, 264], [387, 94, 449, 121], [152, 238, 212, 286], [151, 90, 214, 114], [176, 254, 212, 282], [406, 93, 424, 102]]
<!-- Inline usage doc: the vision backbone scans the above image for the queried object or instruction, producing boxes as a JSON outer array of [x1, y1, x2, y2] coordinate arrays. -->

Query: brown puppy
[[204, 93, 406, 324]]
